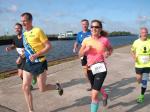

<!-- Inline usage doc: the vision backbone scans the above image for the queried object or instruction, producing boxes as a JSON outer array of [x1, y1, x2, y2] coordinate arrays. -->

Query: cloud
[[0, 4, 18, 14], [54, 12, 68, 17], [137, 16, 150, 25], [99, 17, 138, 34], [34, 11, 81, 34], [38, 16, 140, 35], [8, 5, 17, 12], [52, 11, 80, 19], [36, 17, 80, 34]]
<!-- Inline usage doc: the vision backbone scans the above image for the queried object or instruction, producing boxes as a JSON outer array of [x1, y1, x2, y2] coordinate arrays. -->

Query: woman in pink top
[[79, 20, 112, 112]]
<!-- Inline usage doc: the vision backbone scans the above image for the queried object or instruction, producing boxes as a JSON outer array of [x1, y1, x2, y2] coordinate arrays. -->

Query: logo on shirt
[[143, 47, 147, 53]]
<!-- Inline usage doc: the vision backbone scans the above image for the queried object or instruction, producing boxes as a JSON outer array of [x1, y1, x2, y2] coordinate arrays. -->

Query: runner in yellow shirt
[[21, 12, 63, 112]]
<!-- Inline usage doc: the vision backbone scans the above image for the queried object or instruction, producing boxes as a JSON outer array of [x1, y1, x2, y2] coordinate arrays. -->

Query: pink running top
[[82, 36, 111, 66]]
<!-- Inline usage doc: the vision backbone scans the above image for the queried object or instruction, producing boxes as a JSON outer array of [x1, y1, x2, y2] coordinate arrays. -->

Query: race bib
[[140, 56, 150, 64], [16, 48, 23, 55], [90, 62, 106, 75]]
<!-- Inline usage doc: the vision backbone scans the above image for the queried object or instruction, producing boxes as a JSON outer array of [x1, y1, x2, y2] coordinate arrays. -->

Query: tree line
[[108, 31, 132, 36]]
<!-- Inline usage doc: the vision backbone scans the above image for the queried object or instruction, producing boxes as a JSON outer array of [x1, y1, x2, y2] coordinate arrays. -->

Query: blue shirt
[[76, 30, 91, 45]]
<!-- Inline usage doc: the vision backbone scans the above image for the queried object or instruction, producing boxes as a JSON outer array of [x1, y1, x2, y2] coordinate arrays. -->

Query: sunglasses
[[91, 26, 100, 29]]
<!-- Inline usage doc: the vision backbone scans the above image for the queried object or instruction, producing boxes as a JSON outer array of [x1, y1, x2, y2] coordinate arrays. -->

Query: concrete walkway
[[0, 45, 150, 112]]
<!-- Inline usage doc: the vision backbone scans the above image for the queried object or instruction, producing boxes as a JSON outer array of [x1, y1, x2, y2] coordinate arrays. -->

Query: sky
[[0, 0, 150, 36]]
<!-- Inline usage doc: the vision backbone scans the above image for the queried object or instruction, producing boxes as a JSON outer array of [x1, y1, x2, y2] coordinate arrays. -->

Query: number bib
[[90, 62, 107, 75], [140, 56, 150, 64], [16, 48, 23, 55]]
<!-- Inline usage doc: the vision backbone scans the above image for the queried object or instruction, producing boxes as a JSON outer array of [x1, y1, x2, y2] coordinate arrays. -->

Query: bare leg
[[18, 69, 23, 80], [136, 74, 142, 83], [37, 70, 56, 92], [91, 89, 99, 112], [22, 70, 33, 112]]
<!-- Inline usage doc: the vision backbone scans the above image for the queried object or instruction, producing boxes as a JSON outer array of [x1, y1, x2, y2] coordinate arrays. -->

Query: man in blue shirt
[[73, 19, 91, 91]]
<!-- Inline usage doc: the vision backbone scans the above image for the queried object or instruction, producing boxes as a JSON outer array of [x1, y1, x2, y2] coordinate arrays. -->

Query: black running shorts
[[24, 60, 48, 76], [135, 67, 150, 74], [17, 58, 26, 70], [87, 70, 107, 91]]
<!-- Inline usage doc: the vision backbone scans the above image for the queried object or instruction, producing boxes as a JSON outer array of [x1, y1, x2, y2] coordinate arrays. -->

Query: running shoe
[[30, 85, 33, 90], [56, 83, 63, 96], [137, 94, 144, 103], [32, 76, 37, 85]]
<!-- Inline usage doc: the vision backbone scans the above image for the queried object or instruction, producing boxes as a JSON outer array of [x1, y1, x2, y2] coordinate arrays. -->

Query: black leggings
[[87, 70, 107, 91]]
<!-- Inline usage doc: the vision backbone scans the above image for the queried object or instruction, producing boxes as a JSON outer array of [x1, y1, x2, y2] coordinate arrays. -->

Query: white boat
[[58, 31, 75, 40]]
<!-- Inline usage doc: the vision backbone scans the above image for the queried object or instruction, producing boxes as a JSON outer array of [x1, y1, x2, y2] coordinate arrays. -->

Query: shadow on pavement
[[30, 78, 87, 91], [0, 105, 16, 112], [62, 78, 87, 88], [108, 92, 150, 112], [126, 90, 150, 112], [107, 77, 136, 101], [107, 77, 150, 112], [50, 96, 90, 112]]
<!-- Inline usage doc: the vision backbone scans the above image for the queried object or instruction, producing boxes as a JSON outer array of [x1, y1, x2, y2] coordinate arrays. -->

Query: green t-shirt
[[131, 38, 150, 68]]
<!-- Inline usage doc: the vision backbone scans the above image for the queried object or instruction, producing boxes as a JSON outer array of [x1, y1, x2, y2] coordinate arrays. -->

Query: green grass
[[0, 72, 16, 79]]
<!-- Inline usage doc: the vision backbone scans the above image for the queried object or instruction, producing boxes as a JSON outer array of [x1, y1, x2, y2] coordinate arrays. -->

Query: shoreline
[[0, 37, 75, 45], [0, 44, 131, 79], [0, 35, 135, 45]]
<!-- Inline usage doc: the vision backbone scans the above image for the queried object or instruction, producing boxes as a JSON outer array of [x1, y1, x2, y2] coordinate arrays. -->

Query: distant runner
[[6, 23, 25, 80], [73, 19, 91, 91], [5, 23, 36, 89], [131, 27, 150, 103]]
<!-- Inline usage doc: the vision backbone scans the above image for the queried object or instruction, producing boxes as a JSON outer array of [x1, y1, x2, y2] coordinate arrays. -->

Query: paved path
[[0, 45, 150, 112]]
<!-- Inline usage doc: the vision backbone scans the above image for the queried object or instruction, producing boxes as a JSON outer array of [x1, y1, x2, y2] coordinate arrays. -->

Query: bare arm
[[79, 45, 91, 57], [36, 40, 51, 56], [30, 40, 51, 61], [5, 44, 15, 52], [108, 45, 113, 56], [103, 44, 113, 58], [78, 45, 85, 57], [73, 42, 78, 53], [131, 50, 137, 61]]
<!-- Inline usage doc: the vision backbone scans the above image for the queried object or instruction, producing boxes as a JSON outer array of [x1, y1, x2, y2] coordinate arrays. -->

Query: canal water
[[0, 35, 137, 72]]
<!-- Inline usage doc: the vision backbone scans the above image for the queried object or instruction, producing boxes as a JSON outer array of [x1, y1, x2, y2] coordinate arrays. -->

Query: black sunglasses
[[91, 26, 100, 29]]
